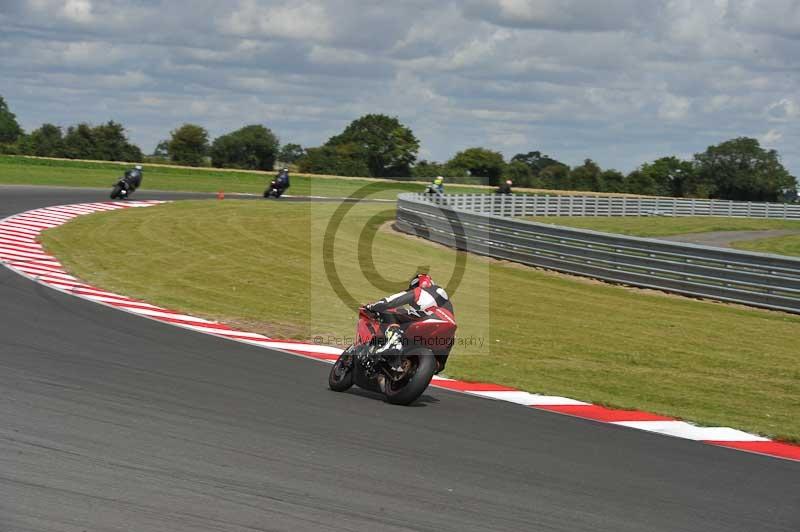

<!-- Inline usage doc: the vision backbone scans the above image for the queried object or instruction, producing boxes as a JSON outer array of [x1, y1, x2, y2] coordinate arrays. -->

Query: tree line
[[1, 95, 796, 202]]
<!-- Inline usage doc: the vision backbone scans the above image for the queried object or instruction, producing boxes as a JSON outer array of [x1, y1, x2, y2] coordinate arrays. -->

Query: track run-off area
[[0, 186, 798, 532]]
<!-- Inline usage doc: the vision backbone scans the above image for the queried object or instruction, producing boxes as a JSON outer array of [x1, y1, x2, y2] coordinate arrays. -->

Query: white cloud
[[462, 0, 647, 31], [62, 0, 93, 23], [759, 129, 783, 146], [658, 94, 691, 121], [489, 130, 528, 148], [766, 98, 800, 122], [220, 0, 333, 41], [138, 96, 164, 107], [26, 0, 94, 23], [729, 0, 800, 40], [97, 70, 151, 89]]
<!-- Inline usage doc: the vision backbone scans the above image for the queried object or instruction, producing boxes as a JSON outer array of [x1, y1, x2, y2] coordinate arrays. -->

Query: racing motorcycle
[[110, 176, 135, 200], [424, 183, 443, 197], [328, 305, 456, 405], [263, 180, 285, 198]]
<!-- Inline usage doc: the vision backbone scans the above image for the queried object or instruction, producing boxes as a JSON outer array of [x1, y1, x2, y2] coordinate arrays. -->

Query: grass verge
[[526, 215, 800, 237], [41, 200, 800, 441], [732, 234, 800, 257], [0, 155, 487, 199]]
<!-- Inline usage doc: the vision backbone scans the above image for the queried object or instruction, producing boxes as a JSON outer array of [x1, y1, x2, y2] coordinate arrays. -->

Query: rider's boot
[[374, 324, 402, 356]]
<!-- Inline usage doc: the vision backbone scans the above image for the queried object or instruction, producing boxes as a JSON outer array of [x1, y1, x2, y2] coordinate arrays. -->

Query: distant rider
[[433, 175, 444, 194], [425, 175, 444, 197], [125, 164, 143, 190], [275, 167, 290, 193], [496, 179, 513, 194], [118, 164, 143, 198], [365, 273, 455, 374]]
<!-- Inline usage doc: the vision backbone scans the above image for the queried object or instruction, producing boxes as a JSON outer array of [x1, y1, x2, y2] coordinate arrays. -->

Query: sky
[[1, 0, 799, 175]]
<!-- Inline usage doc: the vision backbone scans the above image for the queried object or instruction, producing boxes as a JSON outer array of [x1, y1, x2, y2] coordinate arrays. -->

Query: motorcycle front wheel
[[110, 184, 122, 199], [383, 348, 436, 405], [328, 349, 355, 392]]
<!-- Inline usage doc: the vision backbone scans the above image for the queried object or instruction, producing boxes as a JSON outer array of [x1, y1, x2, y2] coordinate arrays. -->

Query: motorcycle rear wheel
[[384, 348, 436, 405], [328, 350, 354, 392]]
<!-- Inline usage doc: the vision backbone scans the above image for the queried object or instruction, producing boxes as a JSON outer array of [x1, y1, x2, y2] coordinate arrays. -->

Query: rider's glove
[[364, 304, 382, 320]]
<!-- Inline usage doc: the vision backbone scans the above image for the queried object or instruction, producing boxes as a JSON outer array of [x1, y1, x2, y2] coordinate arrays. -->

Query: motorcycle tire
[[110, 184, 123, 199], [383, 348, 437, 406], [328, 350, 355, 392]]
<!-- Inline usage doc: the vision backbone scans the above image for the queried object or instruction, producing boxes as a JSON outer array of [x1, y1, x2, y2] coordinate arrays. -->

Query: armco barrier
[[437, 193, 800, 219], [396, 193, 800, 314]]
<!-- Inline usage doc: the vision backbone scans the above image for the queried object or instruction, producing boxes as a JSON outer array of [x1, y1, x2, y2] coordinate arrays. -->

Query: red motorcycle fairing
[[355, 307, 381, 346], [353, 306, 457, 356]]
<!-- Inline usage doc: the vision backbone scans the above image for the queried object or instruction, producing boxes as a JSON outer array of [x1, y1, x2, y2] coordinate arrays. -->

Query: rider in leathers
[[125, 165, 143, 189], [365, 273, 454, 375]]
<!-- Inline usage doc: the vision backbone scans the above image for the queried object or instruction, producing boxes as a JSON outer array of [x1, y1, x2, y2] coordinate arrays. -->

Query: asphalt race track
[[1, 186, 798, 532]]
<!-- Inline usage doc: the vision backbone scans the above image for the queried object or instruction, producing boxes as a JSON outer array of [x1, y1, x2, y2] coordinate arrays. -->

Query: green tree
[[599, 169, 625, 193], [412, 160, 462, 179], [210, 124, 279, 170], [59, 121, 142, 161], [448, 147, 506, 185], [298, 143, 370, 177], [623, 170, 658, 195], [693, 137, 796, 201], [504, 160, 534, 187], [278, 143, 305, 164], [539, 163, 571, 189], [638, 156, 695, 197], [92, 121, 143, 161], [568, 159, 603, 191], [19, 123, 64, 157], [326, 114, 419, 177], [62, 123, 95, 159], [0, 96, 23, 144], [168, 123, 209, 166], [152, 140, 169, 157], [510, 150, 564, 176]]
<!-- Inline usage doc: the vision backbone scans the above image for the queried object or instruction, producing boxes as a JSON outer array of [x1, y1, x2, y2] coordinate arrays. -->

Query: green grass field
[[732, 234, 800, 257], [0, 155, 486, 199], [528, 215, 800, 256], [41, 200, 800, 441], [527, 215, 800, 237]]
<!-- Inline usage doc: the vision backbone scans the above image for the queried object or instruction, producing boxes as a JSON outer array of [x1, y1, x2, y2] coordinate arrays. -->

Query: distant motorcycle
[[495, 180, 513, 195], [424, 183, 444, 197], [263, 179, 287, 198], [328, 306, 456, 405], [265, 169, 290, 198]]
